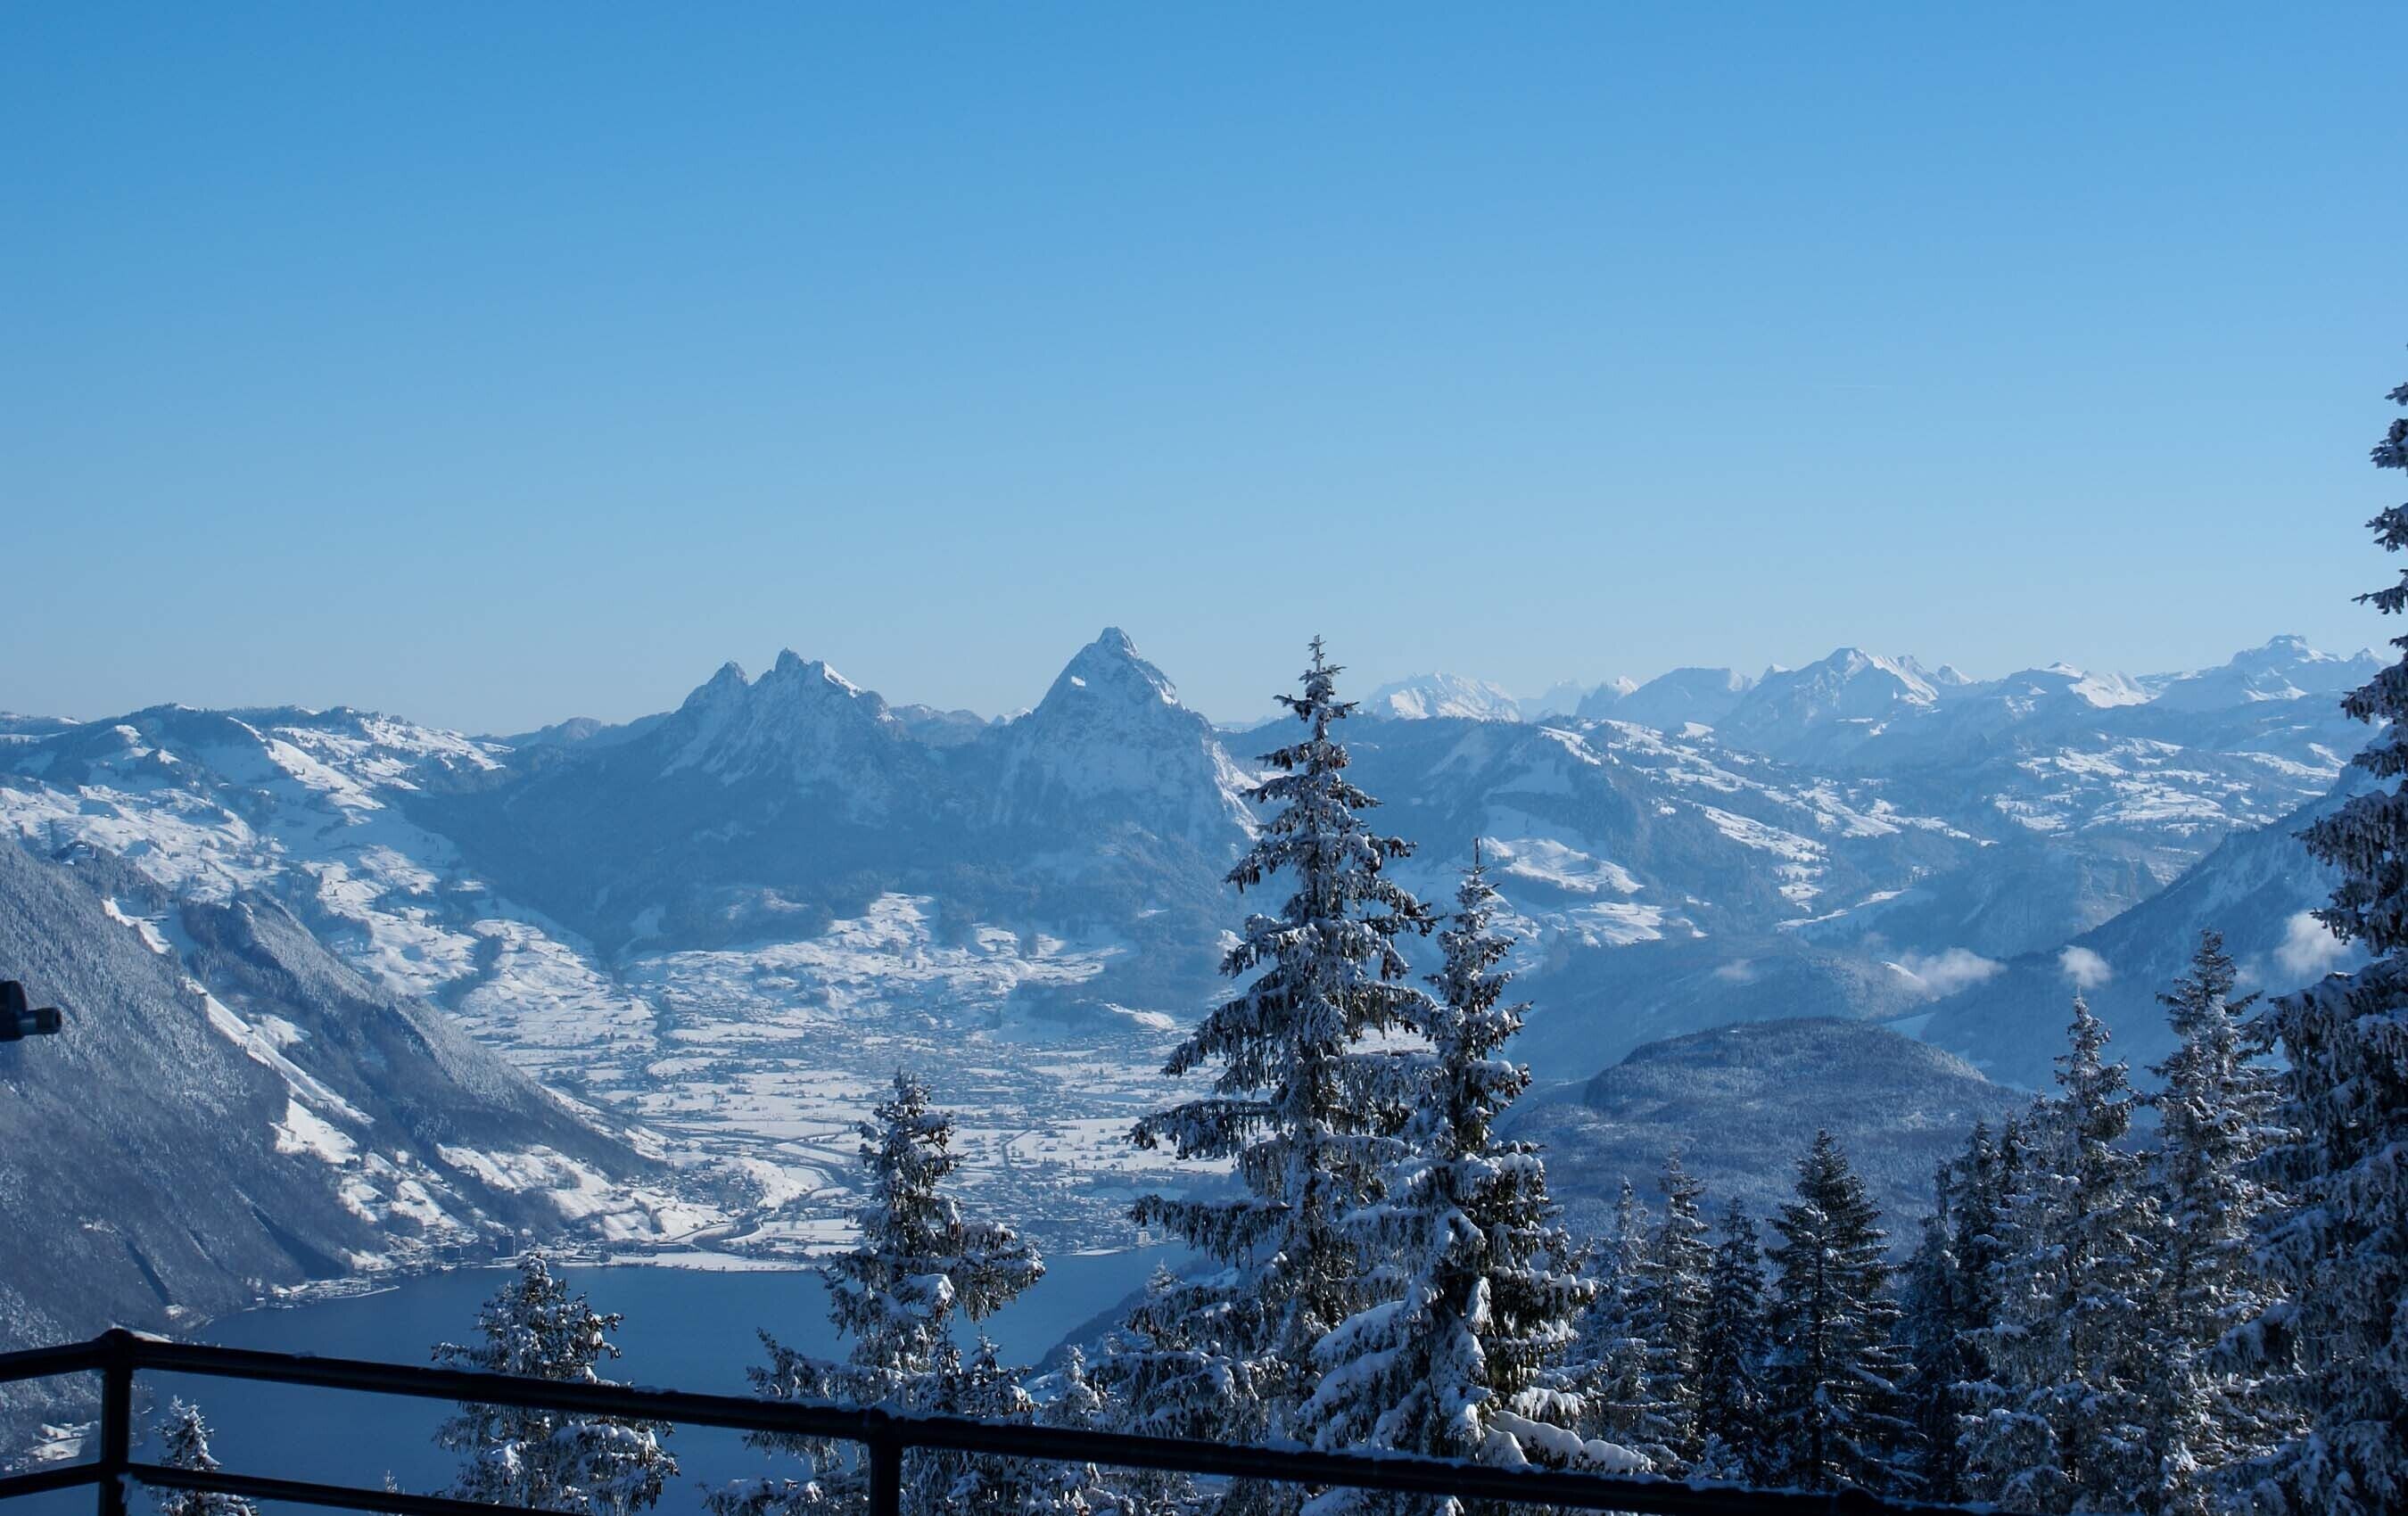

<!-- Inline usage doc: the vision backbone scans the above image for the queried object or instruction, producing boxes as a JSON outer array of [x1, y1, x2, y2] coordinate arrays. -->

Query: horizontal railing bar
[[0, 1463, 103, 1502], [122, 1335, 874, 1441], [862, 1407, 1928, 1515], [129, 1462, 527, 1516], [119, 1338, 1741, 1512], [12, 1331, 1992, 1516], [0, 1340, 102, 1386]]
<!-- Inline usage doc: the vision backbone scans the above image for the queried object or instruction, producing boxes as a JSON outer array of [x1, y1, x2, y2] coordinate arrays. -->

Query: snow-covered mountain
[[1714, 648, 1944, 762], [2146, 634, 2381, 713], [1585, 666, 1754, 728], [1365, 672, 1526, 722], [662, 652, 928, 813], [1916, 770, 2366, 1088], [988, 628, 1253, 845]]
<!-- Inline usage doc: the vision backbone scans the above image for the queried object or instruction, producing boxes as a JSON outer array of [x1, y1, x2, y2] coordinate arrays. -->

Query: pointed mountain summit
[[1035, 626, 1182, 713], [1843, 660, 2151, 768], [987, 629, 1251, 847], [1717, 647, 1942, 759], [662, 650, 907, 793]]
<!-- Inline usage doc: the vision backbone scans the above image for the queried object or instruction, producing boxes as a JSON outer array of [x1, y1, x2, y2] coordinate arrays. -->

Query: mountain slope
[[1589, 666, 1753, 728], [1508, 1018, 2025, 1236], [0, 838, 680, 1436], [1916, 773, 2364, 1088]]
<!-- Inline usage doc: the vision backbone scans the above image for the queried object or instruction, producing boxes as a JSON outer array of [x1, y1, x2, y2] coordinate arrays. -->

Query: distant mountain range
[[0, 627, 2379, 1334]]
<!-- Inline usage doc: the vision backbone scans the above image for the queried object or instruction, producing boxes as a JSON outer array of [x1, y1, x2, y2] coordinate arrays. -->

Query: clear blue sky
[[4, 4, 2403, 731]]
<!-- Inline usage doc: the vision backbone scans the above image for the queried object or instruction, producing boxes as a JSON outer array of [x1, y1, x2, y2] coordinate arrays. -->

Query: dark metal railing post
[[863, 1409, 902, 1516], [96, 1331, 135, 1516]]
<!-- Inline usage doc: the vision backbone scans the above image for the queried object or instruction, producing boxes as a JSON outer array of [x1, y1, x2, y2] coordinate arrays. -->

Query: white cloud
[[1711, 960, 1758, 984], [2059, 945, 2113, 990], [2274, 911, 2353, 981], [1896, 946, 2004, 997]]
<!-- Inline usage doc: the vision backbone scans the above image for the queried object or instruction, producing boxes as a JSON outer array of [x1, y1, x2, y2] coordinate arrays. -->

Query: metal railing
[[1, 1331, 1983, 1516]]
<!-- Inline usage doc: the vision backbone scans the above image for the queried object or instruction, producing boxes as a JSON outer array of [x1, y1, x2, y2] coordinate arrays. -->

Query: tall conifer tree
[[1128, 637, 1433, 1500], [1630, 1151, 1713, 1470], [1897, 1162, 1975, 1504], [2236, 364, 2408, 1516], [1692, 1202, 1770, 1484], [1963, 1000, 2158, 1514], [1761, 1132, 1909, 1495], [2141, 932, 2287, 1515], [153, 1401, 258, 1516], [433, 1256, 675, 1516], [715, 1073, 1042, 1516], [1568, 1182, 1655, 1457], [1299, 848, 1600, 1510]]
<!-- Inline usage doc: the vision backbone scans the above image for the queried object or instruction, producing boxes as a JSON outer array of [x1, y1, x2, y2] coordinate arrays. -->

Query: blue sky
[[4, 4, 2403, 730]]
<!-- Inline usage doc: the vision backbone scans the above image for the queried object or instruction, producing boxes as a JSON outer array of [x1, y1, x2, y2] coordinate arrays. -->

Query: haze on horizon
[[5, 4, 2403, 733]]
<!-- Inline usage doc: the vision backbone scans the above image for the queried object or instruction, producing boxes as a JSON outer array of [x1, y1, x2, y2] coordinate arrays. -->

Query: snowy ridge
[[1365, 672, 1526, 722]]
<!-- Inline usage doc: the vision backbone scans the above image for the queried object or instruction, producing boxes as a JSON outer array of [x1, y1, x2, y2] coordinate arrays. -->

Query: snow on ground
[[195, 980, 370, 1125], [1556, 900, 1671, 948], [433, 1142, 722, 1242], [451, 918, 661, 1079], [103, 895, 174, 954], [275, 1098, 360, 1165], [599, 893, 1195, 1249], [1480, 836, 1640, 896]]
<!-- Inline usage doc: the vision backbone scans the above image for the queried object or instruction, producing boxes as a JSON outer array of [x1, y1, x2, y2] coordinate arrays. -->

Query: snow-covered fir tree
[[1127, 638, 1434, 1503], [913, 1337, 1047, 1515], [153, 1399, 257, 1516], [1761, 1132, 1909, 1495], [1566, 1182, 1655, 1459], [1297, 848, 1608, 1511], [2232, 366, 2408, 1516], [1962, 999, 2158, 1514], [1629, 1150, 1712, 1470], [1025, 1348, 1144, 1516], [432, 1256, 675, 1516], [1096, 1264, 1265, 1438], [1897, 1163, 1973, 1505], [2141, 931, 2288, 1516], [1947, 1117, 2019, 1384], [1896, 1118, 2019, 1508], [714, 1072, 1043, 1516], [1691, 1202, 1769, 1484], [1091, 1267, 1247, 1515]]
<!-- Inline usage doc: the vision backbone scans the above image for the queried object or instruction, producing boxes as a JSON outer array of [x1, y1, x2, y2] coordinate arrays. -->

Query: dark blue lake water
[[31, 1248, 1175, 1516]]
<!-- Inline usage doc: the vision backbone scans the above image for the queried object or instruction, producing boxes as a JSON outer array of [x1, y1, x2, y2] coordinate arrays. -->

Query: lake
[[31, 1247, 1177, 1516]]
